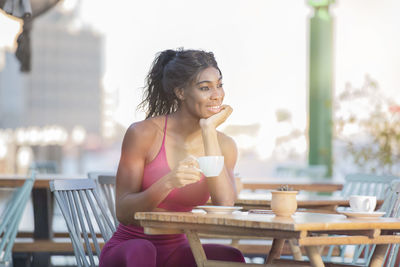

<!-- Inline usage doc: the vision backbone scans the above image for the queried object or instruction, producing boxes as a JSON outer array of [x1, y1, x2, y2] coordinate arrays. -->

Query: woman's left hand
[[199, 105, 233, 130]]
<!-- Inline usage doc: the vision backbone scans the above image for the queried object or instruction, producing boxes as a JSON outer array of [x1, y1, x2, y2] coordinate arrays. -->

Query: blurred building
[[0, 9, 104, 134], [0, 8, 115, 174], [27, 9, 103, 134], [0, 52, 26, 128]]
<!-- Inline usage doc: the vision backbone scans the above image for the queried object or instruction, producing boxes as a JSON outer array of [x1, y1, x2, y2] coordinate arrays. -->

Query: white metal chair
[[275, 164, 328, 179], [351, 178, 400, 266], [97, 175, 117, 227], [325, 174, 400, 265], [87, 172, 118, 227], [87, 171, 115, 180], [340, 173, 398, 199], [0, 172, 36, 267], [50, 179, 116, 267]]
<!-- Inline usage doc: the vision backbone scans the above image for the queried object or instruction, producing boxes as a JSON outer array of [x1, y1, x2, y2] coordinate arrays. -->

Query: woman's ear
[[174, 88, 185, 101]]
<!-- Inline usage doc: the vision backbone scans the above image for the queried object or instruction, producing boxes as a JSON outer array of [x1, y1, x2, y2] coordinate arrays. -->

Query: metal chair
[[340, 173, 398, 199], [87, 171, 115, 180], [275, 164, 327, 179], [97, 175, 117, 227], [352, 178, 400, 266], [0, 172, 36, 267], [87, 172, 118, 227], [325, 174, 400, 265], [50, 179, 116, 267]]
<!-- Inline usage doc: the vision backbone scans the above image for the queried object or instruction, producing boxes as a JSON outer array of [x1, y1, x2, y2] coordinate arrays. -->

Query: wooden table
[[0, 174, 85, 267], [235, 193, 384, 213], [237, 193, 350, 212], [240, 178, 343, 193], [135, 211, 400, 267]]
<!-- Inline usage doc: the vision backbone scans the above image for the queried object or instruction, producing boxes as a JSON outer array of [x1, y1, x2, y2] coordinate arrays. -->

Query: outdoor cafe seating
[[2, 171, 400, 267], [49, 178, 115, 267]]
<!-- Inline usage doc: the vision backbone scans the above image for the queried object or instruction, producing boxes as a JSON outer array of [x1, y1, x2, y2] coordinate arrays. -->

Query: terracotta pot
[[271, 190, 298, 217]]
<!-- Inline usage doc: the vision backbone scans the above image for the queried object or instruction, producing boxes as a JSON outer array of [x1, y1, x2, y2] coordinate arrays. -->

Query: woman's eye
[[199, 87, 209, 91], [217, 83, 224, 88]]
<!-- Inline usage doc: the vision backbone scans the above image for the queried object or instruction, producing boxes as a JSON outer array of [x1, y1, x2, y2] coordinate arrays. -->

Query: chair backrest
[[341, 173, 399, 198], [31, 161, 58, 174], [328, 178, 400, 266], [87, 171, 114, 180], [275, 164, 328, 179], [325, 173, 399, 264], [50, 179, 116, 267], [97, 175, 117, 227], [87, 172, 118, 227], [365, 179, 400, 267], [0, 172, 36, 265]]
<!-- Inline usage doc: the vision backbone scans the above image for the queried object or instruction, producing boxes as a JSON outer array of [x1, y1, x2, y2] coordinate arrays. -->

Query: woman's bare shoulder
[[123, 116, 165, 148]]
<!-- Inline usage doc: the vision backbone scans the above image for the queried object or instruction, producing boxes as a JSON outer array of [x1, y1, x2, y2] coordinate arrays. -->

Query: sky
[[1, 0, 400, 164]]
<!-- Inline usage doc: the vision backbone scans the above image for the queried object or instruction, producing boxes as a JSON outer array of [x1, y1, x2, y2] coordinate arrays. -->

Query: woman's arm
[[200, 105, 238, 206], [116, 121, 202, 225], [115, 122, 169, 225]]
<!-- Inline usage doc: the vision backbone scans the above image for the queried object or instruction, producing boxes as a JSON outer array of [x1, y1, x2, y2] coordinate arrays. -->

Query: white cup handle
[[363, 199, 371, 212]]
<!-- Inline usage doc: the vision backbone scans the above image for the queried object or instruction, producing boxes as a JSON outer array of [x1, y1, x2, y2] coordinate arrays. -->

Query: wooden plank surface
[[240, 178, 343, 192], [236, 195, 349, 208], [135, 210, 400, 267], [0, 174, 86, 188], [235, 195, 384, 212], [135, 211, 400, 232], [12, 239, 105, 253]]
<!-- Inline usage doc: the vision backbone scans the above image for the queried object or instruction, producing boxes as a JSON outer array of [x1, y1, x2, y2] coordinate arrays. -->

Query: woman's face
[[180, 67, 224, 119]]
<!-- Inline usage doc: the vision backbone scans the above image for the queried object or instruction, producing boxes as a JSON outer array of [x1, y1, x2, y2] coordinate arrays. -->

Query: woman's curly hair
[[138, 48, 220, 119]]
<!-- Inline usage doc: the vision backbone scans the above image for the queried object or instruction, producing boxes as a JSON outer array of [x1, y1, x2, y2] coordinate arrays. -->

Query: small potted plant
[[271, 185, 298, 217]]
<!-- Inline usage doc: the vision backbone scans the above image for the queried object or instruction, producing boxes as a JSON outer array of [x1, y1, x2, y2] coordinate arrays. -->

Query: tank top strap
[[161, 114, 168, 146]]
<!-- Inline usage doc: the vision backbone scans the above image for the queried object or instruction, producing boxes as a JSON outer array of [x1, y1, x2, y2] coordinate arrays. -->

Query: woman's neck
[[168, 109, 202, 141]]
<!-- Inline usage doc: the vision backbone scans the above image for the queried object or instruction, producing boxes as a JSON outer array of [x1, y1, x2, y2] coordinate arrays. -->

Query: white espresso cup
[[349, 195, 376, 213], [197, 156, 224, 177]]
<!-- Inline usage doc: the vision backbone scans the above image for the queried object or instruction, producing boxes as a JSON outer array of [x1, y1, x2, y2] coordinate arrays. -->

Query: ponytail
[[139, 50, 178, 119]]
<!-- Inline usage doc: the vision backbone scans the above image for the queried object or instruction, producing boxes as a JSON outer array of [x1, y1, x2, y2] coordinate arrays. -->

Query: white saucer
[[196, 206, 243, 214], [338, 210, 385, 219]]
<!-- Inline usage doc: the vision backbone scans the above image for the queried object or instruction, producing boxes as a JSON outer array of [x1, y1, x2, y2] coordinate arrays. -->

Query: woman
[[99, 49, 245, 267]]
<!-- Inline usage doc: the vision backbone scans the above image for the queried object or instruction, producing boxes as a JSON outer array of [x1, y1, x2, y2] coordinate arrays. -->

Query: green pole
[[308, 0, 334, 177]]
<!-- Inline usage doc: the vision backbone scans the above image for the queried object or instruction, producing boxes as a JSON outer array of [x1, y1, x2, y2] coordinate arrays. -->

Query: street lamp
[[307, 0, 335, 177]]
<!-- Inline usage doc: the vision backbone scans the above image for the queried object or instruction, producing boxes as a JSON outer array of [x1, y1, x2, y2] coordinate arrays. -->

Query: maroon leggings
[[99, 225, 245, 267]]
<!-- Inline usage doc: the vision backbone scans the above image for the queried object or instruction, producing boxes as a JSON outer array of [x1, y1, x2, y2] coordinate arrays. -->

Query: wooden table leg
[[185, 230, 207, 267], [305, 246, 325, 267], [266, 238, 285, 264], [185, 230, 268, 267], [369, 244, 389, 267], [288, 239, 303, 261]]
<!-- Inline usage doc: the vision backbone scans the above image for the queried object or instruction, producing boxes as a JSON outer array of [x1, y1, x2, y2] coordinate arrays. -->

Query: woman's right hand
[[164, 156, 202, 189], [199, 105, 233, 130]]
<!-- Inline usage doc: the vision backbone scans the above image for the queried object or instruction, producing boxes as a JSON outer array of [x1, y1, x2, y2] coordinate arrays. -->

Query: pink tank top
[[141, 115, 210, 211]]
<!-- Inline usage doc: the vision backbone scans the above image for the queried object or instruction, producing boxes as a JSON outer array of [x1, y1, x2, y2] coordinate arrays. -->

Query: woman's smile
[[207, 105, 222, 113]]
